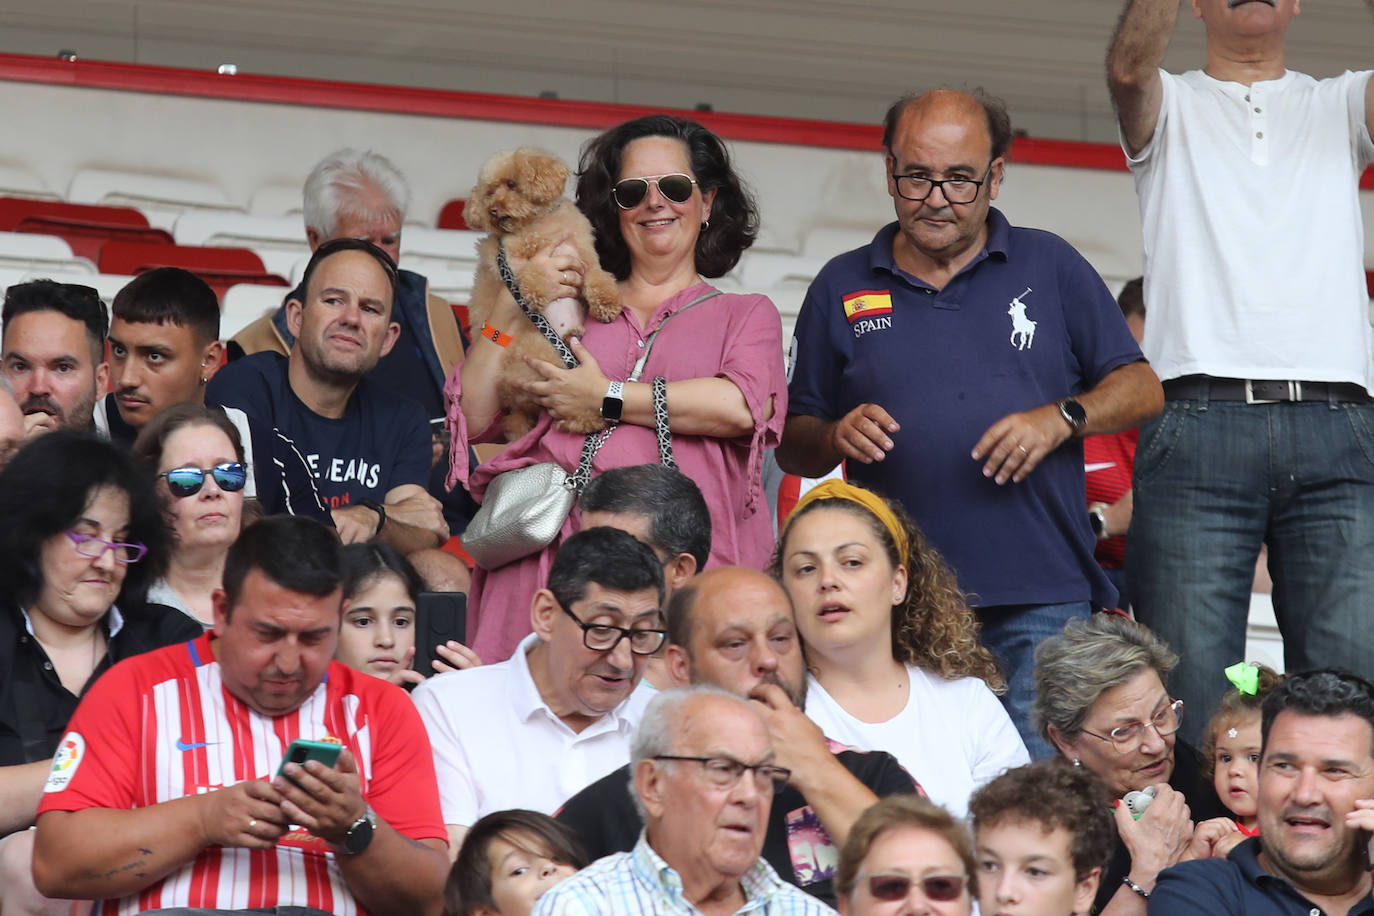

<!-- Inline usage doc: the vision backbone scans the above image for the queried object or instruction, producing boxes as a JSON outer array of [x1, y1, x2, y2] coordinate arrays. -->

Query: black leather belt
[[1163, 375, 1373, 404]]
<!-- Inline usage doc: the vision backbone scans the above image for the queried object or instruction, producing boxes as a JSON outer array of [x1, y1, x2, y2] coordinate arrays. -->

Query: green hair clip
[[1225, 661, 1259, 696]]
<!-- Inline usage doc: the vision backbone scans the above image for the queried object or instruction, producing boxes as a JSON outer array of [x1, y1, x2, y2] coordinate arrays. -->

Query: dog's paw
[[555, 409, 608, 435]]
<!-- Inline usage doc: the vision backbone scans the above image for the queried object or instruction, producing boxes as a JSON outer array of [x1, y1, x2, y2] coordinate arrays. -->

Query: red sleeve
[[360, 682, 447, 845], [36, 657, 144, 815]]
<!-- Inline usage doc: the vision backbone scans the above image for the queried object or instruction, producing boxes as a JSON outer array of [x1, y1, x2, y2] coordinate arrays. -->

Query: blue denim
[[979, 600, 1093, 759], [1128, 395, 1374, 746]]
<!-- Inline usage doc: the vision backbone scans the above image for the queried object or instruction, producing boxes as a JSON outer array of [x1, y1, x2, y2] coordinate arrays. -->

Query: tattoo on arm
[[82, 857, 150, 881]]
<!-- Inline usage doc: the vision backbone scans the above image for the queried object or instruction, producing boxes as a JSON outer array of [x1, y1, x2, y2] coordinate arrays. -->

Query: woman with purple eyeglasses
[[0, 430, 200, 910]]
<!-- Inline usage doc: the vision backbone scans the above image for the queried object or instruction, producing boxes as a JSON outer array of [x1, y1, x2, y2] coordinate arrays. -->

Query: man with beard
[[1151, 669, 1374, 916], [413, 527, 665, 854], [556, 566, 918, 908], [209, 238, 446, 551], [1, 279, 108, 438]]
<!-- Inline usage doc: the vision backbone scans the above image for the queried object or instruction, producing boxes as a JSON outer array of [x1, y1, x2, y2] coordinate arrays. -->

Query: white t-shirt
[[1127, 68, 1374, 389], [803, 665, 1028, 819], [411, 633, 654, 827]]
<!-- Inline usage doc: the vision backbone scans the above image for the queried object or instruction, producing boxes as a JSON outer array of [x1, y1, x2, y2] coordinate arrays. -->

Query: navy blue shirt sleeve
[[787, 256, 857, 422], [1149, 859, 1244, 916], [385, 398, 434, 492], [1050, 235, 1146, 389]]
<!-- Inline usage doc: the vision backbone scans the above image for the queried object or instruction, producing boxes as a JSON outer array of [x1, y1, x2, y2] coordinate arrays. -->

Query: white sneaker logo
[[1008, 287, 1037, 351]]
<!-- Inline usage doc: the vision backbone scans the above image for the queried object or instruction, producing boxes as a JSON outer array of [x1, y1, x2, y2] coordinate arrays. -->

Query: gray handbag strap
[[497, 245, 578, 368]]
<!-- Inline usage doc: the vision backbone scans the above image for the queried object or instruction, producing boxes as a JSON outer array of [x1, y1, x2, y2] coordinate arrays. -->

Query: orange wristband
[[480, 321, 513, 347]]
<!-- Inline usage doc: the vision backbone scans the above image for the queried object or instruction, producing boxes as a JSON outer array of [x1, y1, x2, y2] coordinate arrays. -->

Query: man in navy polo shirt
[[777, 88, 1162, 756], [1151, 669, 1374, 915]]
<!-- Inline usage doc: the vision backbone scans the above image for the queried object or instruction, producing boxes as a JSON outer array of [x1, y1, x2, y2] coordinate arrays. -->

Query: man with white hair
[[532, 686, 837, 915], [233, 149, 465, 422]]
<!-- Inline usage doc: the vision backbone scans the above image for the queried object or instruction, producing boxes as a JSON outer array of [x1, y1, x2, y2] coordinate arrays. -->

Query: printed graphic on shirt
[[1008, 288, 1037, 351], [43, 732, 85, 793], [786, 804, 838, 886], [844, 290, 894, 340]]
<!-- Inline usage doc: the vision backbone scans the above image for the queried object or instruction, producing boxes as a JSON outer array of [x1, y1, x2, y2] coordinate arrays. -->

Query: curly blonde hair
[[772, 490, 1005, 692]]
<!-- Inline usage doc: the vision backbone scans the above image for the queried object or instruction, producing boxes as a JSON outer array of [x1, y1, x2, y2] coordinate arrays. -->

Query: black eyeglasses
[[612, 173, 698, 210], [560, 603, 667, 655], [860, 872, 967, 902], [1081, 698, 1184, 749], [653, 755, 791, 791], [64, 530, 148, 564], [890, 166, 992, 204], [159, 463, 248, 498]]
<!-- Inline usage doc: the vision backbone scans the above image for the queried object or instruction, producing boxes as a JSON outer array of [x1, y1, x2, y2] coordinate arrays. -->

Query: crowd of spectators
[[3, 0, 1374, 912]]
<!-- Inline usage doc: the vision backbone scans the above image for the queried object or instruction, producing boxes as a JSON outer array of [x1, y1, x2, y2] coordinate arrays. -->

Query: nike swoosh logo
[[1084, 462, 1116, 473], [176, 739, 216, 752]]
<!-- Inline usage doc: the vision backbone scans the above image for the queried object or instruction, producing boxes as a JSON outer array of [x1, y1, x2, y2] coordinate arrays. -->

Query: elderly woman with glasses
[[1033, 613, 1228, 915], [132, 404, 249, 628], [452, 114, 786, 664], [834, 795, 975, 916], [0, 431, 200, 909]]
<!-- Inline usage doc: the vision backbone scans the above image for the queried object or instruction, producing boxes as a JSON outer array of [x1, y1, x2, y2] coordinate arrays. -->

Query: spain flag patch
[[842, 290, 893, 323]]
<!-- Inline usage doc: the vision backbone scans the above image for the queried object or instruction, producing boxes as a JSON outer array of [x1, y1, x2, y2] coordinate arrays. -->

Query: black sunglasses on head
[[611, 173, 698, 210]]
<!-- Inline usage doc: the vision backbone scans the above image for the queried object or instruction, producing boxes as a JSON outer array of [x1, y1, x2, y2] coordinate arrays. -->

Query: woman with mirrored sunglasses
[[835, 795, 975, 916], [0, 432, 200, 848], [133, 403, 249, 627], [452, 113, 787, 663]]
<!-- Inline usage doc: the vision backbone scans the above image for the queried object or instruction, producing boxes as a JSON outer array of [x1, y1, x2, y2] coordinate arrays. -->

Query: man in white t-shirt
[[411, 526, 665, 856], [1108, 0, 1374, 743]]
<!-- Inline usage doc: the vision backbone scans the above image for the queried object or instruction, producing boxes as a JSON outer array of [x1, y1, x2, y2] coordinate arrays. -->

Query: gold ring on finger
[[1017, 445, 1029, 455], [248, 819, 257, 832]]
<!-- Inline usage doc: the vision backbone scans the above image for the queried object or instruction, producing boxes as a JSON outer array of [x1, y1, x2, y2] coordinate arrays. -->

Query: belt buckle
[[1244, 380, 1300, 404]]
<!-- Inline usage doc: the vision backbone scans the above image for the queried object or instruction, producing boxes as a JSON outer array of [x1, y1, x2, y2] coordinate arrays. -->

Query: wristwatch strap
[[357, 498, 387, 533]]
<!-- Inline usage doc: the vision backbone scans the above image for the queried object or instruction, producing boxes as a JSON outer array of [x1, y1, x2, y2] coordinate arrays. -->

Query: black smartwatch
[[340, 805, 377, 855], [1057, 398, 1088, 436], [601, 380, 625, 423], [357, 499, 387, 533]]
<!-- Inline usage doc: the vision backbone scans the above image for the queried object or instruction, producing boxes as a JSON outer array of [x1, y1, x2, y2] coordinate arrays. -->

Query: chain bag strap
[[652, 376, 675, 468], [497, 245, 578, 369]]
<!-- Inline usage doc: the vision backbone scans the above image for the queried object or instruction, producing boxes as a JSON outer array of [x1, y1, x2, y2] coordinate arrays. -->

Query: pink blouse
[[445, 282, 788, 663]]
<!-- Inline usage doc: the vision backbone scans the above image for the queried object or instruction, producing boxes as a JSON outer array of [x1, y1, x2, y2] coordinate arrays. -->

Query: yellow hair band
[[788, 479, 909, 568]]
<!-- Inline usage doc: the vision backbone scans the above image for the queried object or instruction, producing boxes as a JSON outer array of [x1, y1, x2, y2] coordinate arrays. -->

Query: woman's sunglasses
[[863, 872, 966, 902], [159, 462, 248, 498], [612, 173, 698, 210]]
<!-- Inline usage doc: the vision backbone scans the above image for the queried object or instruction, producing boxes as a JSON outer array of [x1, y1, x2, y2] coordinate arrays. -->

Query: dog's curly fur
[[464, 147, 622, 439]]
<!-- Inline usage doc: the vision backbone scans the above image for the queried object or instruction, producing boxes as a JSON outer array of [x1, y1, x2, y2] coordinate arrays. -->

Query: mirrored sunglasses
[[865, 873, 966, 903], [611, 173, 698, 209], [160, 462, 248, 498]]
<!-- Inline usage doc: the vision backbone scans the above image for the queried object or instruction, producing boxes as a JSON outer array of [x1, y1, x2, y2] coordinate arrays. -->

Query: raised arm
[[1107, 0, 1181, 156]]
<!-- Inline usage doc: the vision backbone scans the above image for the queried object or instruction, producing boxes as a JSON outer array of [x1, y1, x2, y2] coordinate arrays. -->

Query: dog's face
[[464, 148, 570, 234]]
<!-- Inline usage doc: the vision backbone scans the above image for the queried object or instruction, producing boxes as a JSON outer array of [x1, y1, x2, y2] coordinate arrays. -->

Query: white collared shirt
[[412, 632, 654, 826]]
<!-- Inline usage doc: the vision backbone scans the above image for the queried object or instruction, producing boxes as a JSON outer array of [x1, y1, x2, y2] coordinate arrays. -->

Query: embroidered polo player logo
[[1008, 288, 1036, 351]]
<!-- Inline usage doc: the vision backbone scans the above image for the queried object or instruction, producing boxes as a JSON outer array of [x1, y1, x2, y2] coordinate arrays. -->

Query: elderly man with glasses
[[413, 526, 666, 856], [534, 685, 838, 916], [778, 88, 1163, 757]]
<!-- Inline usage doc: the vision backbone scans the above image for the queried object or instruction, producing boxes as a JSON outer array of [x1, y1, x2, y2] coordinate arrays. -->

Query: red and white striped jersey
[[38, 633, 445, 915]]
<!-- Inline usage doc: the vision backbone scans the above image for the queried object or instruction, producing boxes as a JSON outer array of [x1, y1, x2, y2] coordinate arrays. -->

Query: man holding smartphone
[[30, 516, 449, 913], [1150, 670, 1374, 916]]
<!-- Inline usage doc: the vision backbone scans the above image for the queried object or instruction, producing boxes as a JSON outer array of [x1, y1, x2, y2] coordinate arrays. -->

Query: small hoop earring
[[702, 219, 710, 230]]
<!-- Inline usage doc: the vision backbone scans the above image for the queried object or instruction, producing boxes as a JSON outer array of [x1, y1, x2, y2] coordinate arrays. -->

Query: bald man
[[778, 89, 1162, 756], [557, 566, 918, 908]]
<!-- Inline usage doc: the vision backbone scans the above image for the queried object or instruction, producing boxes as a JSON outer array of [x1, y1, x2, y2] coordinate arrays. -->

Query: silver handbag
[[461, 249, 716, 570]]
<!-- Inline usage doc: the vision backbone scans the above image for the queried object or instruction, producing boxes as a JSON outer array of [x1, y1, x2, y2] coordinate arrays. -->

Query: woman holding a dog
[[452, 114, 787, 663]]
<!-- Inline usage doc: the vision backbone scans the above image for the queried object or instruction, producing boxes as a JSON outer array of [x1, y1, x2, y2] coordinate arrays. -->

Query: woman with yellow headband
[[772, 479, 1028, 818]]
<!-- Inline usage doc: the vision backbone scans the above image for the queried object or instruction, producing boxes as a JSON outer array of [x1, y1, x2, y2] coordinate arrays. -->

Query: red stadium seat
[[436, 198, 470, 230], [98, 240, 288, 298], [0, 196, 173, 261], [451, 303, 471, 338]]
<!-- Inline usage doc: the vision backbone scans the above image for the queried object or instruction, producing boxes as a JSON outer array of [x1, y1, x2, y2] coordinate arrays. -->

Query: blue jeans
[[1128, 395, 1374, 746], [979, 601, 1092, 759]]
